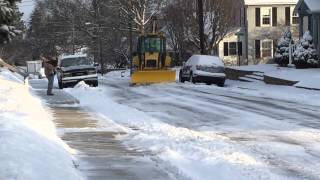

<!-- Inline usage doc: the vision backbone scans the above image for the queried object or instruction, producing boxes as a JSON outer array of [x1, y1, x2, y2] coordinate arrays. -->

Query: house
[[295, 0, 320, 55], [218, 28, 245, 66], [219, 0, 300, 65]]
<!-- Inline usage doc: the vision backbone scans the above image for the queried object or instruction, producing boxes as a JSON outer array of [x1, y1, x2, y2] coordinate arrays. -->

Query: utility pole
[[93, 0, 104, 75], [129, 0, 133, 76], [197, 0, 205, 55]]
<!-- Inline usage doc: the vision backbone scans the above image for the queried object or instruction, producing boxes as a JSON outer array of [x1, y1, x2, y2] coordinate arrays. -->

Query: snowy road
[[65, 71, 320, 180], [95, 74, 320, 180]]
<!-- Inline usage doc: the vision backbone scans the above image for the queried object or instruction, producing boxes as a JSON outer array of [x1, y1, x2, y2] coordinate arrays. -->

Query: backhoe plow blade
[[131, 70, 176, 85]]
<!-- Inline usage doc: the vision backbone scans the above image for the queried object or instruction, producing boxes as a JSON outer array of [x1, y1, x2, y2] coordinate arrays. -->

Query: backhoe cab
[[131, 28, 176, 85]]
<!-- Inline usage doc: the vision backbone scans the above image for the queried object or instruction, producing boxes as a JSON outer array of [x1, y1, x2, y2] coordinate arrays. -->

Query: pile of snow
[[0, 68, 82, 180], [0, 67, 24, 83]]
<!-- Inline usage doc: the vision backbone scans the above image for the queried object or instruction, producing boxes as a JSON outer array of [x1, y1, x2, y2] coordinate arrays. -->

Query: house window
[[229, 42, 237, 55], [261, 40, 273, 58], [292, 8, 299, 25], [261, 7, 271, 26], [223, 42, 242, 56]]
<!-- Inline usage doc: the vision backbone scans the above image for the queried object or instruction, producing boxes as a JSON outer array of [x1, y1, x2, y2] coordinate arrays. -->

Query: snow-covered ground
[[231, 64, 320, 89], [66, 70, 320, 180], [0, 68, 82, 180]]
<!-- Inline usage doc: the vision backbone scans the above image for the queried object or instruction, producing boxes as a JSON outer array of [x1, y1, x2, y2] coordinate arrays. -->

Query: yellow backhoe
[[131, 22, 176, 85]]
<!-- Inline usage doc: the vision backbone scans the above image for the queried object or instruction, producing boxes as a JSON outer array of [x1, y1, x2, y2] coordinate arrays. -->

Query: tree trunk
[[197, 0, 206, 55]]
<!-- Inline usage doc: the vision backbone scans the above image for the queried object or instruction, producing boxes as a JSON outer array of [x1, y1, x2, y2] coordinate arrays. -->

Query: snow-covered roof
[[295, 0, 320, 13], [245, 0, 298, 5]]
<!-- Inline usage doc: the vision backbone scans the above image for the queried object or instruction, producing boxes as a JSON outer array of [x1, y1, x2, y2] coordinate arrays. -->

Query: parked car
[[179, 55, 226, 87], [57, 55, 98, 89]]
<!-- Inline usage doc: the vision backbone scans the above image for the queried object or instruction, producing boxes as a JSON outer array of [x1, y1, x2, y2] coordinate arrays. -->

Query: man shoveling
[[42, 56, 57, 96]]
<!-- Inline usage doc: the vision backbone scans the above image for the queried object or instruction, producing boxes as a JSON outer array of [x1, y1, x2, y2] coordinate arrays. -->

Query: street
[[64, 72, 320, 180]]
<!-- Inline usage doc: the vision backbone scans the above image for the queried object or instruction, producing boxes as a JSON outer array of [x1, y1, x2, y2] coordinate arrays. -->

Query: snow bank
[[0, 68, 82, 180], [0, 67, 24, 83]]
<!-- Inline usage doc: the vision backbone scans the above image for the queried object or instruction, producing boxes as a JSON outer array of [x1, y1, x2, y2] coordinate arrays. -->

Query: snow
[[227, 79, 320, 106], [0, 67, 24, 83], [293, 31, 319, 68], [65, 70, 320, 180], [231, 64, 277, 72], [0, 68, 83, 180], [244, 0, 298, 5], [231, 64, 320, 90], [0, 24, 9, 33], [60, 54, 87, 60], [187, 55, 224, 67], [274, 28, 293, 66], [67, 82, 283, 179]]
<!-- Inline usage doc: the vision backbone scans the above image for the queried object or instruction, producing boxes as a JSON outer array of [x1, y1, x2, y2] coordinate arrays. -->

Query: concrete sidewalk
[[28, 79, 177, 180], [29, 79, 79, 105]]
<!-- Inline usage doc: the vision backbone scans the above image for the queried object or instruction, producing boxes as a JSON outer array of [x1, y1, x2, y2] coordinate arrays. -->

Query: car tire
[[217, 81, 225, 87], [58, 80, 63, 89], [190, 72, 196, 84], [179, 71, 185, 83], [206, 82, 212, 85]]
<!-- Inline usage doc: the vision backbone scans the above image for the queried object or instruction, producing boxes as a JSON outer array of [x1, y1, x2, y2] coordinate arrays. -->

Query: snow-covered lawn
[[0, 68, 82, 180], [66, 70, 320, 180], [231, 64, 320, 90]]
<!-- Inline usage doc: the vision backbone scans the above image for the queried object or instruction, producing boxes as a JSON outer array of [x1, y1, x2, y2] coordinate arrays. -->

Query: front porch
[[295, 0, 320, 55]]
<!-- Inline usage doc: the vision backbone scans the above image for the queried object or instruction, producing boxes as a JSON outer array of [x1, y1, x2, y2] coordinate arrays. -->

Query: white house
[[219, 0, 300, 65], [218, 28, 245, 66]]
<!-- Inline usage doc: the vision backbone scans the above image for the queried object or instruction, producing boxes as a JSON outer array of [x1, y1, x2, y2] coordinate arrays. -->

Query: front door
[[318, 16, 320, 54], [303, 16, 309, 34]]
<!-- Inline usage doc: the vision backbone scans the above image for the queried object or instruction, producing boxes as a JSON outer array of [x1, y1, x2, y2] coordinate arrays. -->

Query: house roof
[[245, 0, 298, 5], [295, 0, 320, 13]]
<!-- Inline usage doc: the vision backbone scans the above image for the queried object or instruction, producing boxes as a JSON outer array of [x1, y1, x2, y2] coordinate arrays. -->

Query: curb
[[264, 75, 298, 86]]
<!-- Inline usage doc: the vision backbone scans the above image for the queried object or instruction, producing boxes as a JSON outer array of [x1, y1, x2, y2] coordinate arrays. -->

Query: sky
[[18, 0, 35, 23]]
